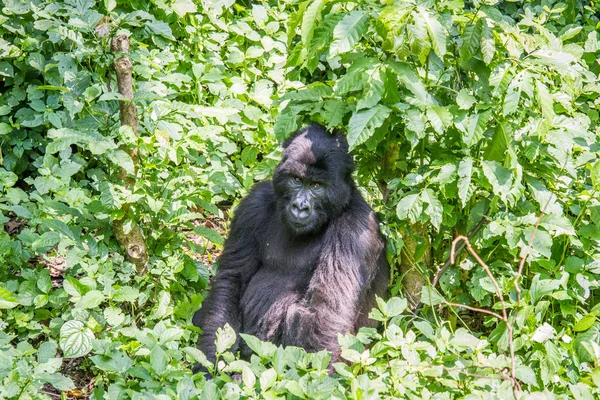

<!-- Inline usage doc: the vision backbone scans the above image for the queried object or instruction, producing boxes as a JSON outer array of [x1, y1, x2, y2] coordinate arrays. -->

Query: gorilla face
[[273, 124, 355, 236], [280, 175, 328, 235]]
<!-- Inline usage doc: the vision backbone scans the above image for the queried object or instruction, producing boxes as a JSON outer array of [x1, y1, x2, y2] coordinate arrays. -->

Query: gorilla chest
[[239, 237, 322, 339]]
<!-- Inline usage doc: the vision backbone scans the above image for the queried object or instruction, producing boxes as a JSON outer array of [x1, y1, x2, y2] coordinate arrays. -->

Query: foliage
[[0, 0, 599, 398]]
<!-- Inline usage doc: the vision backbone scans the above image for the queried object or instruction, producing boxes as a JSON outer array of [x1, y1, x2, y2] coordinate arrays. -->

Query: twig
[[408, 212, 489, 326], [444, 301, 504, 320]]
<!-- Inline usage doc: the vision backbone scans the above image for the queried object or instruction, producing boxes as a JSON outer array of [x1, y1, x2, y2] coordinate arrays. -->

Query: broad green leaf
[[329, 11, 369, 56], [570, 384, 594, 400], [0, 287, 19, 309], [396, 193, 423, 223], [241, 334, 277, 358], [76, 290, 105, 309], [194, 225, 224, 246], [420, 8, 446, 57], [37, 269, 52, 294], [279, 84, 332, 102], [301, 0, 324, 47], [421, 189, 443, 231], [455, 111, 490, 147], [536, 80, 554, 121], [483, 123, 508, 162], [172, 0, 197, 17], [574, 314, 597, 332], [59, 320, 94, 358], [420, 286, 444, 306], [480, 22, 495, 64], [426, 106, 452, 134], [460, 20, 482, 61], [456, 89, 476, 110], [515, 365, 538, 386], [104, 307, 125, 327], [32, 232, 61, 251], [260, 368, 277, 390], [183, 347, 213, 370], [215, 324, 236, 354], [322, 100, 349, 129], [150, 345, 169, 375], [347, 105, 390, 150], [482, 160, 513, 204], [457, 157, 473, 208], [540, 214, 576, 236], [113, 286, 140, 302], [357, 68, 384, 110]]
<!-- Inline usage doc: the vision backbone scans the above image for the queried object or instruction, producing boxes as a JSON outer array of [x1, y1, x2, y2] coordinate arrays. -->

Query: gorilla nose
[[291, 200, 311, 220]]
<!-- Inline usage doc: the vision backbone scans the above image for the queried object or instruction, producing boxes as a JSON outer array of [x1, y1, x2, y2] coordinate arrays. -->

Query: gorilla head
[[272, 124, 355, 235]]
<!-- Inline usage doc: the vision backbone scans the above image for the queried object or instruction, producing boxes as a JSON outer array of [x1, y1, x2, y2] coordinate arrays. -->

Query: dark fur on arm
[[192, 183, 270, 363], [283, 196, 385, 361]]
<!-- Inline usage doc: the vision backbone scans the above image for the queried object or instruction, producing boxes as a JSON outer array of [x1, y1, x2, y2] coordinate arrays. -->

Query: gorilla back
[[193, 124, 389, 367]]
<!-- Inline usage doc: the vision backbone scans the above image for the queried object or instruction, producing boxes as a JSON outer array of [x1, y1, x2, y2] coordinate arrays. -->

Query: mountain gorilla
[[193, 124, 389, 369]]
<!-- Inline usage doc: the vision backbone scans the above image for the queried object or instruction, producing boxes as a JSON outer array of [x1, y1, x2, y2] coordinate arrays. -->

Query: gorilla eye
[[312, 182, 320, 188], [294, 177, 301, 183]]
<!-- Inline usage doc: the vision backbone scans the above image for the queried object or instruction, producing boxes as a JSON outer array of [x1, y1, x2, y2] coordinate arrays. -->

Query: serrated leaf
[[421, 188, 443, 231], [536, 80, 554, 121], [426, 106, 452, 134], [329, 11, 369, 56], [480, 22, 495, 64], [482, 160, 513, 204], [515, 365, 538, 386], [457, 157, 473, 208], [32, 232, 62, 251], [540, 214, 576, 236], [59, 321, 94, 358], [322, 100, 349, 129], [396, 193, 422, 222], [301, 0, 324, 47], [456, 89, 476, 110], [107, 150, 135, 174], [113, 286, 140, 302], [347, 105, 391, 150], [215, 324, 236, 354], [460, 20, 482, 61], [421, 8, 446, 57]]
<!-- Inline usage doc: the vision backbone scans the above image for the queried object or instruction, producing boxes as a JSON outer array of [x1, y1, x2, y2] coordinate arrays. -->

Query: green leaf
[[37, 269, 52, 294], [0, 286, 19, 309], [76, 290, 105, 309], [481, 160, 513, 204], [396, 193, 422, 222], [150, 345, 169, 375], [457, 157, 473, 208], [574, 314, 597, 332], [59, 320, 94, 358], [183, 347, 214, 370], [456, 89, 476, 110], [329, 11, 369, 56], [322, 100, 349, 129], [172, 0, 197, 17], [241, 334, 277, 358], [460, 20, 482, 61], [420, 8, 446, 57], [515, 365, 538, 386], [483, 123, 508, 162], [215, 324, 236, 354], [107, 150, 135, 174], [426, 106, 452, 134], [113, 286, 140, 302], [347, 105, 391, 150], [421, 188, 443, 231], [104, 307, 125, 327], [32, 232, 61, 251], [301, 0, 324, 47], [480, 22, 495, 64], [194, 225, 224, 246], [536, 80, 554, 121], [570, 384, 594, 400], [147, 20, 175, 40], [420, 286, 444, 306], [260, 368, 277, 391]]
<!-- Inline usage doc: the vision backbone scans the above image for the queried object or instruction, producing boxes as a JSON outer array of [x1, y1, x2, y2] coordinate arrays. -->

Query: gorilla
[[193, 124, 389, 369]]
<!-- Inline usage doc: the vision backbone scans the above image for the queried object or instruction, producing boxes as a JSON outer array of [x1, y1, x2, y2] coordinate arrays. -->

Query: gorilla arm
[[193, 184, 269, 363], [283, 207, 385, 360]]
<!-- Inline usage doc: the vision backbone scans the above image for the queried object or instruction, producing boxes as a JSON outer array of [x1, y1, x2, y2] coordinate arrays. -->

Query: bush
[[0, 0, 599, 398]]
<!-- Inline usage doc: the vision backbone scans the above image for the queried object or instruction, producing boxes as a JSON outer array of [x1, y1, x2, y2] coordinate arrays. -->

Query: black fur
[[193, 124, 389, 368]]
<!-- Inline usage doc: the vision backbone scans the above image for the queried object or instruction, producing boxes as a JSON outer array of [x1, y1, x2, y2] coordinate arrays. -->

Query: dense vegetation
[[0, 0, 599, 398]]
